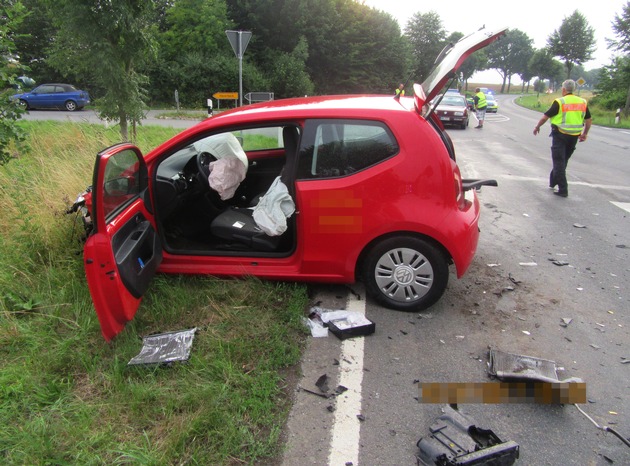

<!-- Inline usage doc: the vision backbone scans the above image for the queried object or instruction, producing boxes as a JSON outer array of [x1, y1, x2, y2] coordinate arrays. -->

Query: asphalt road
[[19, 107, 203, 129], [282, 97, 630, 465]]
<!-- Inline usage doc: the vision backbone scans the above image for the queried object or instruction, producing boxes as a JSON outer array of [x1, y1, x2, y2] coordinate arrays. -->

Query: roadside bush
[[590, 89, 627, 110]]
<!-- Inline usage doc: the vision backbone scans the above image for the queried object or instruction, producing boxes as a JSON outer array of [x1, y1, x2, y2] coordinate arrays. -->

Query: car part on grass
[[416, 405, 519, 466], [128, 328, 197, 366], [488, 348, 583, 384]]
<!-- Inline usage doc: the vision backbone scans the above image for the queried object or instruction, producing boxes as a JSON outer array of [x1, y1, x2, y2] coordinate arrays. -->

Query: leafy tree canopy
[[486, 28, 533, 92], [404, 11, 447, 82], [547, 10, 596, 79], [1, 1, 27, 165]]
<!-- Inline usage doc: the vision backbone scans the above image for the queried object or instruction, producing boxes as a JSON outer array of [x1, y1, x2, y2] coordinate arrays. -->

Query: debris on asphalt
[[573, 223, 587, 228], [487, 263, 500, 267], [508, 273, 522, 285], [315, 374, 330, 393], [356, 414, 365, 422], [519, 262, 538, 266], [561, 318, 573, 327], [416, 405, 519, 466], [320, 310, 375, 340], [620, 358, 630, 364], [548, 257, 570, 266], [590, 344, 601, 350], [522, 330, 531, 335], [128, 328, 197, 366], [488, 347, 584, 383]]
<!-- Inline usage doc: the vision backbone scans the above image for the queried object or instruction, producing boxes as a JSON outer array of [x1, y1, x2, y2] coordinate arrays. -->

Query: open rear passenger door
[[83, 143, 162, 341]]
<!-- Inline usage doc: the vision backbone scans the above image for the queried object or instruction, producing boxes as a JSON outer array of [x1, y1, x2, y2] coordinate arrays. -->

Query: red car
[[77, 27, 505, 341]]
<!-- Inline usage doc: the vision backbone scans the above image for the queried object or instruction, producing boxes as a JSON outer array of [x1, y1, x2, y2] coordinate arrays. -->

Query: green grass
[[515, 91, 630, 129], [0, 121, 309, 465]]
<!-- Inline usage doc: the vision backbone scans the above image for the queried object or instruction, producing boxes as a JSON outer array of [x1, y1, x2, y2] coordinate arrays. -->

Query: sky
[[363, 0, 627, 83]]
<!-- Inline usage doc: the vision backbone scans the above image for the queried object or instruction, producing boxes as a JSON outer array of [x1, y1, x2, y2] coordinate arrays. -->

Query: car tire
[[65, 100, 77, 112], [19, 99, 29, 110], [364, 236, 449, 312]]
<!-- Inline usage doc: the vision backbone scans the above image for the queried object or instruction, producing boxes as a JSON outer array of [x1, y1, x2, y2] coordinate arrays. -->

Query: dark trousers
[[549, 131, 579, 194]]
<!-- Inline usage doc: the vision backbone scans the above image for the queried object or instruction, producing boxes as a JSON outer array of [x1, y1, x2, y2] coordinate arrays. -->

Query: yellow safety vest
[[550, 95, 587, 135], [475, 92, 486, 109]]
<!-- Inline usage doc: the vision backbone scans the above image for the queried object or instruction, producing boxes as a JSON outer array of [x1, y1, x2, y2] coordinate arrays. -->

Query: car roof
[[205, 95, 415, 123]]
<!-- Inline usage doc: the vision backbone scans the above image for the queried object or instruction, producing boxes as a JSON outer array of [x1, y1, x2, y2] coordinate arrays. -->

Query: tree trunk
[[624, 83, 630, 117], [119, 112, 129, 141]]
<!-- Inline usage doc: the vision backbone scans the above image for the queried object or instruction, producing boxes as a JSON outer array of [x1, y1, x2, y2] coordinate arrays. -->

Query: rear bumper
[[443, 192, 481, 278]]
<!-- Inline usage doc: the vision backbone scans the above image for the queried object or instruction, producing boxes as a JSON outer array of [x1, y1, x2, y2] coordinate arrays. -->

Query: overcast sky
[[364, 0, 627, 81]]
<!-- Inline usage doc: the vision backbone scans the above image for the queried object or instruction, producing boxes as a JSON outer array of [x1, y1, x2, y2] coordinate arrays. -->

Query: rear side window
[[297, 119, 398, 179]]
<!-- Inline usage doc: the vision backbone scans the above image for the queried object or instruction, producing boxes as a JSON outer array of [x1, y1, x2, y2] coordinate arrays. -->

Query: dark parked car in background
[[433, 94, 470, 129], [11, 83, 90, 111]]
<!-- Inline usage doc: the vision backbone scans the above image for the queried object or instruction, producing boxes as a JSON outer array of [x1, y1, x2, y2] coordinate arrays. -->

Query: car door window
[[297, 119, 398, 179], [36, 85, 55, 93], [102, 149, 141, 220]]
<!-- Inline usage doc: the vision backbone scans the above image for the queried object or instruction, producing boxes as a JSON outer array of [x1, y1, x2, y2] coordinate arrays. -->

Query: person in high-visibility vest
[[533, 79, 592, 198], [394, 83, 405, 99], [473, 88, 487, 128]]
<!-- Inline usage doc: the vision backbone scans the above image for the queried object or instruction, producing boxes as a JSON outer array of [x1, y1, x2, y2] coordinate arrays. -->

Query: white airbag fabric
[[252, 176, 295, 236], [208, 157, 247, 200]]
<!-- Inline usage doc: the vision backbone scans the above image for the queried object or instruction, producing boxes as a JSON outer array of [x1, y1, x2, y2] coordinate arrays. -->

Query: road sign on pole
[[226, 30, 252, 107], [212, 92, 239, 100], [245, 92, 274, 103]]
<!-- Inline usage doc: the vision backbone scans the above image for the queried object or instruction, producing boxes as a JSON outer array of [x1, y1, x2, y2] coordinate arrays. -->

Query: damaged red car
[[73, 27, 506, 341]]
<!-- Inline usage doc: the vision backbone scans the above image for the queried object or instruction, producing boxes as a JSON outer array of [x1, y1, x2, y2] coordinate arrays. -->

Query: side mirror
[[104, 177, 133, 196]]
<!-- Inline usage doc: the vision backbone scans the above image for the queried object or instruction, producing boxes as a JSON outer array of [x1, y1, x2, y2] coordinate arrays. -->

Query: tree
[[485, 29, 533, 93], [264, 36, 314, 98], [459, 50, 487, 91], [547, 10, 596, 79], [149, 0, 236, 106], [46, 0, 158, 141], [227, 0, 408, 95], [404, 11, 447, 82], [12, 0, 63, 85], [0, 1, 27, 165], [607, 1, 630, 115]]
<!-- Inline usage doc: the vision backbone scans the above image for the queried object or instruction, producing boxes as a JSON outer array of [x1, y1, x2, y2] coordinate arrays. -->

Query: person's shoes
[[475, 125, 482, 129], [553, 191, 568, 198]]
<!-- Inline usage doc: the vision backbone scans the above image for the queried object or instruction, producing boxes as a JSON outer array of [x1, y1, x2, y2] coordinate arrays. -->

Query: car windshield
[[440, 96, 465, 106]]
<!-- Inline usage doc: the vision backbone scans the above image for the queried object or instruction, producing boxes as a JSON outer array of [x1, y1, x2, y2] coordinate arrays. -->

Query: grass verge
[[0, 121, 309, 465], [515, 91, 630, 129]]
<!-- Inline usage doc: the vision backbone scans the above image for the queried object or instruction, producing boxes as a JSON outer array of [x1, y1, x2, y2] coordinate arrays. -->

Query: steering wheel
[[196, 151, 216, 186]]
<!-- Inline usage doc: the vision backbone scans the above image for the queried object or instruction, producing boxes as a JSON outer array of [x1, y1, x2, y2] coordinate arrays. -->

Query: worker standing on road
[[394, 83, 405, 99], [473, 88, 487, 128], [533, 79, 592, 198]]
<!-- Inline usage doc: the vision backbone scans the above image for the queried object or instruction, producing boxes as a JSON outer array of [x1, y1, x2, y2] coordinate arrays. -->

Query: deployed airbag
[[252, 176, 295, 236], [208, 157, 247, 200]]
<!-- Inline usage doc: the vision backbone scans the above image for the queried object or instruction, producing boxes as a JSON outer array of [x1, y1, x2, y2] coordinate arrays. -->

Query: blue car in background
[[12, 83, 90, 111]]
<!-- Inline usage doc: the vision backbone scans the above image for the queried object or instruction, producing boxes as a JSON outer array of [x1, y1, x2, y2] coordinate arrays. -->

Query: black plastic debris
[[128, 328, 197, 366], [320, 310, 375, 340], [416, 405, 519, 466]]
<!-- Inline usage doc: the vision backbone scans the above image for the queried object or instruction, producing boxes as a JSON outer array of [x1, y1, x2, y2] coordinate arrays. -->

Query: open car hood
[[413, 26, 507, 109]]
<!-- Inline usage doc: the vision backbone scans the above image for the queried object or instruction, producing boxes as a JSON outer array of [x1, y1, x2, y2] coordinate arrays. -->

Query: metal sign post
[[226, 30, 252, 107]]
